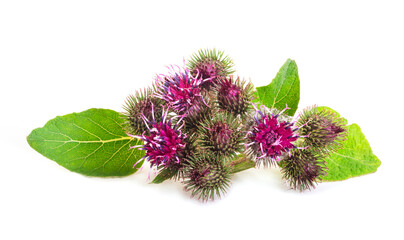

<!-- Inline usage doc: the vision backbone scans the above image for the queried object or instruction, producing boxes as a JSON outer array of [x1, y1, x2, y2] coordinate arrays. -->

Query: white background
[[1, 1, 403, 239]]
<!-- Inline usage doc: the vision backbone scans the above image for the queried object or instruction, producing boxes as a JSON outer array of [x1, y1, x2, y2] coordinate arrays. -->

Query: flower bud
[[183, 153, 232, 202], [216, 76, 254, 116], [122, 86, 164, 135]]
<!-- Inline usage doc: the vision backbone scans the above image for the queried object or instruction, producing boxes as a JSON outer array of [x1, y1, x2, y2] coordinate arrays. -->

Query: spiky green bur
[[187, 48, 235, 90], [280, 149, 327, 191], [216, 76, 255, 116], [296, 106, 347, 154], [122, 87, 165, 135], [197, 112, 244, 157], [183, 153, 232, 202]]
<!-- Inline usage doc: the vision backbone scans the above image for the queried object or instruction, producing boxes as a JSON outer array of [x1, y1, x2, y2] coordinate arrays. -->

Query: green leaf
[[151, 168, 178, 184], [27, 108, 144, 177], [255, 59, 300, 116], [321, 123, 381, 181]]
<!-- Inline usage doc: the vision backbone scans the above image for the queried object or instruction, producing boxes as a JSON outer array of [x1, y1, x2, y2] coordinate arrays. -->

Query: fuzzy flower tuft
[[155, 65, 206, 116], [216, 76, 255, 116], [187, 49, 235, 90], [280, 148, 327, 191], [245, 105, 302, 167], [156, 133, 198, 181], [183, 153, 232, 202], [129, 106, 187, 174]]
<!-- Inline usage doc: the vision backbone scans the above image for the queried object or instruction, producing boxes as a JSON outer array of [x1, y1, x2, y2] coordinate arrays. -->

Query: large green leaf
[[255, 59, 300, 116], [27, 108, 144, 177], [321, 123, 381, 181]]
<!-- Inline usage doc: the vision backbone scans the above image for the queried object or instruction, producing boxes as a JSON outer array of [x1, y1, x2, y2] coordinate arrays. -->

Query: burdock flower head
[[187, 49, 235, 90], [122, 86, 165, 135], [296, 106, 346, 153], [157, 133, 198, 181], [197, 111, 244, 157], [216, 76, 255, 116], [129, 105, 187, 177], [245, 104, 301, 167], [155, 65, 207, 116], [280, 148, 327, 191], [183, 153, 232, 202]]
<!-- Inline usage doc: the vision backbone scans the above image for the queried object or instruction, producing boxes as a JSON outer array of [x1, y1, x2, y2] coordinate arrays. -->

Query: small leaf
[[321, 123, 381, 181], [151, 168, 178, 184], [255, 59, 300, 116], [27, 108, 144, 177]]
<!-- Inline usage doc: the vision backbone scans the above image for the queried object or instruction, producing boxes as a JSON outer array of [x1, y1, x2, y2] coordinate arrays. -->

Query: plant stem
[[230, 154, 256, 174]]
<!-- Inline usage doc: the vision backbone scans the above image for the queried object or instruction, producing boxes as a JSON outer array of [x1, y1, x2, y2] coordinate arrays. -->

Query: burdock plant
[[124, 52, 355, 197], [276, 106, 347, 190], [28, 48, 379, 203]]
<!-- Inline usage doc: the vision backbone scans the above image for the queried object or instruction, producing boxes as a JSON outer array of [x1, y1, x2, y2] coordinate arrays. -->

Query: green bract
[[27, 108, 144, 177]]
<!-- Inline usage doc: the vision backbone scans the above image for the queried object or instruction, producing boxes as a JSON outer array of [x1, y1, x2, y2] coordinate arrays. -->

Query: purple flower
[[191, 61, 220, 90], [129, 106, 187, 170], [245, 105, 301, 166], [155, 65, 207, 116]]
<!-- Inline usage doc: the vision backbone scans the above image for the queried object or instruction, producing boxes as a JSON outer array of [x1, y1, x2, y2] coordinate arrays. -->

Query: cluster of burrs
[[123, 49, 346, 201]]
